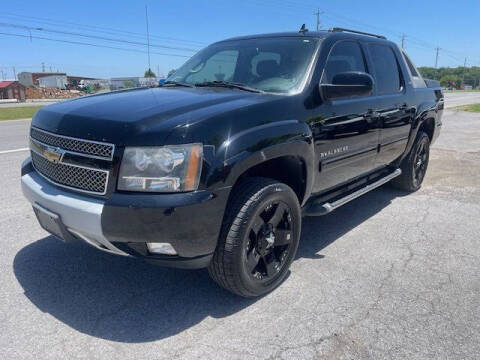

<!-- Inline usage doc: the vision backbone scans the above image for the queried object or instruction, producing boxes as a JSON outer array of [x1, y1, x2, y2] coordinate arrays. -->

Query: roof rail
[[329, 27, 387, 40]]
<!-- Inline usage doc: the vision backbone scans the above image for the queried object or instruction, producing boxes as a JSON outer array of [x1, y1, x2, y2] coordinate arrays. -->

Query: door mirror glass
[[320, 71, 374, 100]]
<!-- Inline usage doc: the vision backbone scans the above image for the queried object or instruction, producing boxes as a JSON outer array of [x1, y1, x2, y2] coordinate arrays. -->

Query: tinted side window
[[403, 52, 419, 77], [323, 41, 366, 83], [368, 44, 401, 95]]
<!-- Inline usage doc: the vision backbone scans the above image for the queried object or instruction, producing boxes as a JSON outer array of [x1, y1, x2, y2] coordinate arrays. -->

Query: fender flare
[[210, 120, 315, 205], [399, 101, 438, 164]]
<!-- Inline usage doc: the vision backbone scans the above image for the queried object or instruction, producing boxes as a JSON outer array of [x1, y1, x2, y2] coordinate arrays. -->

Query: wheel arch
[[216, 120, 315, 207], [418, 117, 435, 142], [395, 103, 437, 166]]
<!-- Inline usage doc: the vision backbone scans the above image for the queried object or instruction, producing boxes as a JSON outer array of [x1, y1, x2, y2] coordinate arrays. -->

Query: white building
[[18, 72, 34, 87], [110, 77, 158, 90], [38, 75, 68, 89]]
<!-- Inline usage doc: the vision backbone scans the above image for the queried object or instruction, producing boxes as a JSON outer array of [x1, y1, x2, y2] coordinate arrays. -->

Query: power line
[[401, 34, 407, 49], [313, 9, 323, 31], [0, 11, 207, 46], [0, 22, 199, 52], [244, 0, 474, 66], [462, 57, 467, 86], [1, 3, 476, 68], [145, 6, 151, 72], [435, 47, 441, 68], [0, 31, 191, 58]]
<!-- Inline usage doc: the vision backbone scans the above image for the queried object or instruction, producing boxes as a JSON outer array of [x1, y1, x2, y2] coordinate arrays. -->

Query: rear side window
[[368, 44, 402, 95], [403, 51, 420, 77], [323, 41, 367, 83]]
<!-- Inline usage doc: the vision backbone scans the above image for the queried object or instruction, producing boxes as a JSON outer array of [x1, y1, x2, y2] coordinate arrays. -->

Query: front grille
[[31, 151, 108, 194], [30, 127, 114, 160]]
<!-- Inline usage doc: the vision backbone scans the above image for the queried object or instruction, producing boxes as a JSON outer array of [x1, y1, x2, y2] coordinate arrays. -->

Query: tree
[[417, 67, 439, 80], [418, 66, 480, 88], [144, 68, 156, 78], [123, 80, 135, 89], [439, 75, 461, 89], [167, 69, 176, 77]]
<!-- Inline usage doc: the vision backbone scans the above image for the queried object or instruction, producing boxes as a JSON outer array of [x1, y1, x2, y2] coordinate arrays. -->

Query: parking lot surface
[[0, 94, 479, 359]]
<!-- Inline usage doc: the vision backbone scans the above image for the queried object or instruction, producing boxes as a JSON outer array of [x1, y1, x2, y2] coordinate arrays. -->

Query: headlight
[[118, 144, 203, 192]]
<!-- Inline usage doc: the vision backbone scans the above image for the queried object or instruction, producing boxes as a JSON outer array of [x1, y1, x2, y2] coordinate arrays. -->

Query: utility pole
[[157, 65, 160, 78], [41, 62, 45, 72], [145, 5, 151, 76], [401, 34, 407, 49], [313, 9, 323, 31], [435, 47, 441, 68], [12, 66, 16, 80], [461, 57, 467, 88], [1, 70, 4, 80]]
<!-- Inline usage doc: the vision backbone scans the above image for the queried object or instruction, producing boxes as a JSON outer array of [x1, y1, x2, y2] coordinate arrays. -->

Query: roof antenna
[[299, 24, 308, 34]]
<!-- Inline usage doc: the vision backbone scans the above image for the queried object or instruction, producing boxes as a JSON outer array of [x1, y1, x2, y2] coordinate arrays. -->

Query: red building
[[0, 81, 26, 101]]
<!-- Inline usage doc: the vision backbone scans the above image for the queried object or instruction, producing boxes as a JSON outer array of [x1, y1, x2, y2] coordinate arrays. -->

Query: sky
[[1, 0, 479, 80]]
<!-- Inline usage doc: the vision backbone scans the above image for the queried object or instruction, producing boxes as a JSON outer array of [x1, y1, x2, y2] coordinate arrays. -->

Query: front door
[[309, 40, 380, 194]]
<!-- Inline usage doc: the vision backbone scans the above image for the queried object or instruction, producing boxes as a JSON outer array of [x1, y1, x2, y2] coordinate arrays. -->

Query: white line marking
[[0, 118, 32, 123], [0, 148, 29, 155]]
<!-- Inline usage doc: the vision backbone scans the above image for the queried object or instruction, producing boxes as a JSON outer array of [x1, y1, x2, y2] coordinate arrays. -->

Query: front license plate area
[[33, 203, 73, 242]]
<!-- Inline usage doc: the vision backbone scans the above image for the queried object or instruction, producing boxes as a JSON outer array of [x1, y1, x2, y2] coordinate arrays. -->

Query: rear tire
[[391, 131, 430, 192], [208, 177, 301, 298]]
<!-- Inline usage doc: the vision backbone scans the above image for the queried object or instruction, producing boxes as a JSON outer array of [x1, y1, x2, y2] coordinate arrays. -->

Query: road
[[0, 119, 30, 152], [443, 91, 480, 108], [0, 100, 63, 108], [0, 93, 479, 359]]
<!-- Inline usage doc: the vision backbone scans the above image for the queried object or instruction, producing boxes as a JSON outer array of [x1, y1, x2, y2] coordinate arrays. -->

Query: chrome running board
[[304, 168, 402, 216]]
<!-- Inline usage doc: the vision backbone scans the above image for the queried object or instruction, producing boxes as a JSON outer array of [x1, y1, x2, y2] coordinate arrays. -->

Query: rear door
[[366, 43, 412, 166], [309, 40, 380, 194]]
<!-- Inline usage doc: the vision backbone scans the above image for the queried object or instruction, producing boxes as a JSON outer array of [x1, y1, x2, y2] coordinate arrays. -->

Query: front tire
[[391, 131, 430, 192], [208, 177, 301, 298]]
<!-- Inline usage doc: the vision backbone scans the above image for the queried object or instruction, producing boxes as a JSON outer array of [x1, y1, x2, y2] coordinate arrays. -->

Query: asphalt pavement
[[0, 93, 479, 359], [443, 91, 480, 108], [0, 119, 30, 152], [0, 100, 62, 108]]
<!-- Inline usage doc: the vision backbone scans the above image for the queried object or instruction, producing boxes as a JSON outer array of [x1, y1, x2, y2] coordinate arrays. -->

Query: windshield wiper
[[160, 81, 194, 88], [194, 81, 263, 93]]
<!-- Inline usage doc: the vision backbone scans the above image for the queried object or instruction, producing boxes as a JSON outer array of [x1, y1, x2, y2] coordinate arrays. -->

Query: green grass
[[0, 105, 44, 121], [457, 103, 480, 112]]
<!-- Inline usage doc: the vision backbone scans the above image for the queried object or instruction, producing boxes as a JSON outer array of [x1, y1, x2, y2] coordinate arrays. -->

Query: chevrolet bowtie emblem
[[43, 146, 64, 163]]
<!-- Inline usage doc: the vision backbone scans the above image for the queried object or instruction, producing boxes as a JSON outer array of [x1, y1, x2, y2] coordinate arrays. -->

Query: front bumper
[[21, 158, 230, 269]]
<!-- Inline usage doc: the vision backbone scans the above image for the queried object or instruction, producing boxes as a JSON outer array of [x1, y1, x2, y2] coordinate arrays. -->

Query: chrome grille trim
[[30, 148, 110, 196], [30, 127, 115, 160]]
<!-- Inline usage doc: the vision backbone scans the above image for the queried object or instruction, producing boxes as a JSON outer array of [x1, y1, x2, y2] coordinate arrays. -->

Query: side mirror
[[320, 71, 374, 100]]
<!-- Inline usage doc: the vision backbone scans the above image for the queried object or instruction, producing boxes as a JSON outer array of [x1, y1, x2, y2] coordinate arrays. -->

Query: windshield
[[167, 37, 319, 94]]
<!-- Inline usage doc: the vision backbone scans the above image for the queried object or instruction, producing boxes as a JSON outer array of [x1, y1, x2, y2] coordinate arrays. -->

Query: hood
[[32, 87, 273, 145]]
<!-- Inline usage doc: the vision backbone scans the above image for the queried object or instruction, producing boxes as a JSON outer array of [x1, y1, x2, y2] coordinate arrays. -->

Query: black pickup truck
[[21, 27, 443, 297]]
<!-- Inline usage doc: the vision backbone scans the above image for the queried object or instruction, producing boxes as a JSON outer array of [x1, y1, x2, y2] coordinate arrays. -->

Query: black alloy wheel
[[244, 201, 293, 281], [412, 137, 429, 187], [391, 131, 430, 192], [209, 177, 301, 297]]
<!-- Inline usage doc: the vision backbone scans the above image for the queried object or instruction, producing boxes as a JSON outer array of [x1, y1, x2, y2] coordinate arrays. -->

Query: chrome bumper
[[21, 171, 129, 256]]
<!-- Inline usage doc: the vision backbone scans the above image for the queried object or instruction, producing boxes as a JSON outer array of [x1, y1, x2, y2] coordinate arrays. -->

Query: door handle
[[398, 103, 409, 111]]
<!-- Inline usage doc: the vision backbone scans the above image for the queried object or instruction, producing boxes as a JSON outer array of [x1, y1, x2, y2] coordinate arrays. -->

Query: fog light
[[147, 242, 177, 255]]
